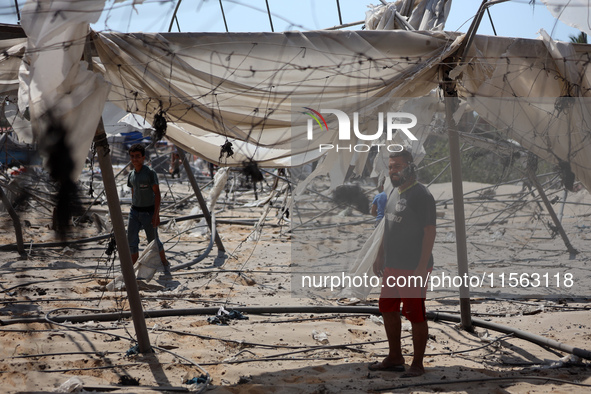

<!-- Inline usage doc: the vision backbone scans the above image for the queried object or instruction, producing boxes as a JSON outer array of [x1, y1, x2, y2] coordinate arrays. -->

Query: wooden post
[[85, 35, 152, 353], [178, 148, 225, 252], [93, 125, 153, 353]]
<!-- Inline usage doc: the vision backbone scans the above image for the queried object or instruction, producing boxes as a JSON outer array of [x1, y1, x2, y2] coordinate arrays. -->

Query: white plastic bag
[[54, 377, 84, 392], [106, 240, 161, 291], [134, 239, 162, 281]]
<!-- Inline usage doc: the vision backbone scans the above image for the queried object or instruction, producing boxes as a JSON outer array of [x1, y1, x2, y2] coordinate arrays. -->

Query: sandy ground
[[1, 172, 591, 393]]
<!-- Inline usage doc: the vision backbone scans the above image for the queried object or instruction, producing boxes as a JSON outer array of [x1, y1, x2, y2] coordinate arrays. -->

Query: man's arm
[[152, 184, 161, 228], [371, 203, 378, 217]]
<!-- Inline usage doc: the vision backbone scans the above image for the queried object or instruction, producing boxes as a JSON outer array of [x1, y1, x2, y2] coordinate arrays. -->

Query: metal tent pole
[[439, 0, 512, 332], [526, 159, 578, 255], [178, 149, 225, 252], [442, 80, 473, 331]]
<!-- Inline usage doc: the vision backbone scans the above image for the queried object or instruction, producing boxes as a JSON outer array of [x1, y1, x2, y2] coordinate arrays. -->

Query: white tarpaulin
[[458, 31, 591, 191], [1, 1, 591, 191], [18, 0, 110, 181], [365, 0, 451, 31], [0, 38, 25, 95], [541, 0, 591, 39], [93, 29, 460, 170]]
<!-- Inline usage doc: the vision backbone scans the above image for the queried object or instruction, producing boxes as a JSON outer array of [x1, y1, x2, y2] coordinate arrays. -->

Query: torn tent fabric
[[458, 31, 591, 191], [92, 29, 459, 172], [2, 5, 591, 190], [17, 0, 110, 181]]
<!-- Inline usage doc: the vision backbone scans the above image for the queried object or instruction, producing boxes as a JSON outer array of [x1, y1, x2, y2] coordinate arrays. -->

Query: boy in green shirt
[[127, 144, 171, 277]]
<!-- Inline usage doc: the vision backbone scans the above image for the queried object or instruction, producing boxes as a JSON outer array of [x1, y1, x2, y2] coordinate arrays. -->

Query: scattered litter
[[125, 344, 140, 357], [491, 229, 506, 241], [61, 246, 75, 256], [184, 375, 208, 385], [337, 207, 353, 217], [369, 315, 383, 325], [118, 375, 140, 386], [478, 330, 497, 343], [312, 329, 329, 344], [207, 306, 248, 325], [545, 354, 582, 369], [54, 377, 84, 392], [184, 374, 209, 388], [338, 297, 360, 305], [401, 322, 412, 332], [239, 273, 256, 286], [444, 231, 456, 243]]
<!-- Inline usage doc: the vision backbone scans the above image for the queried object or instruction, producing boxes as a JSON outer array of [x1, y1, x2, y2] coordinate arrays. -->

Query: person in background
[[371, 177, 387, 226], [127, 144, 171, 277], [169, 149, 182, 179]]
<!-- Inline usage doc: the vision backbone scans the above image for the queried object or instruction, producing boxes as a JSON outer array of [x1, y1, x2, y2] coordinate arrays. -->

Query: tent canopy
[[2, 4, 591, 188]]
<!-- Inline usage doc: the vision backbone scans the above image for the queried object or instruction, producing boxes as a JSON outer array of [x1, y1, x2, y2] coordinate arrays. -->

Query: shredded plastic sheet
[[541, 0, 591, 38], [2, 1, 591, 193], [133, 239, 162, 281], [207, 306, 248, 325], [182, 167, 228, 237], [92, 29, 458, 172], [0, 39, 25, 95], [365, 0, 451, 31], [338, 217, 385, 300], [18, 0, 110, 181], [106, 240, 161, 290]]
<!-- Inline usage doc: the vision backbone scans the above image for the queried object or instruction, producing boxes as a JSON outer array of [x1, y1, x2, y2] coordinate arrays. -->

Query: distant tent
[[0, 132, 38, 166], [121, 131, 148, 149]]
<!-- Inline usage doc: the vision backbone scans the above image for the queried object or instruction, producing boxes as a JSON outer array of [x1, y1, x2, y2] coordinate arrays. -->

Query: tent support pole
[[558, 189, 568, 223], [0, 185, 25, 256], [178, 149, 225, 252], [526, 165, 578, 255], [438, 0, 513, 332], [441, 71, 473, 332], [84, 36, 152, 353], [93, 123, 153, 353]]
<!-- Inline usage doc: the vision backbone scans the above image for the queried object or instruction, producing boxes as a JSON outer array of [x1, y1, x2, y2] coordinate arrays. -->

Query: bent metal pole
[[178, 148, 225, 252]]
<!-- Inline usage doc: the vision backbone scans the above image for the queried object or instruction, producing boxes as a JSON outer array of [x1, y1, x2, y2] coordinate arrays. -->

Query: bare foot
[[383, 355, 405, 367], [400, 366, 425, 378], [368, 355, 405, 371]]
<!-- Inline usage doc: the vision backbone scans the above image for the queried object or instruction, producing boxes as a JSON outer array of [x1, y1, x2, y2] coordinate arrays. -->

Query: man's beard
[[390, 176, 403, 187]]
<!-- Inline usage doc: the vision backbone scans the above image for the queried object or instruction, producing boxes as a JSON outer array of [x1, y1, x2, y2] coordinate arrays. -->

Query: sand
[[1, 175, 591, 393]]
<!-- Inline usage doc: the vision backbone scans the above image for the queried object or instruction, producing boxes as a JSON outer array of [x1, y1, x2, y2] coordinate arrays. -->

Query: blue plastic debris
[[207, 307, 249, 325], [126, 344, 140, 356], [184, 374, 208, 385]]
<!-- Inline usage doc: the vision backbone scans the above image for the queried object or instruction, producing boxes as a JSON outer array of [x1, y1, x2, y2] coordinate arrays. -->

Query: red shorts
[[378, 267, 431, 323]]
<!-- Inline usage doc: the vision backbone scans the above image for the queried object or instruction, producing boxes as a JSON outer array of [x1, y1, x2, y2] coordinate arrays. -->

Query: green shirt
[[127, 165, 159, 208]]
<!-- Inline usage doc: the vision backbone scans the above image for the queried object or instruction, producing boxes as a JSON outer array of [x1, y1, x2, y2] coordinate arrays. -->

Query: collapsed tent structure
[[1, 1, 590, 189], [1, 0, 591, 383]]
